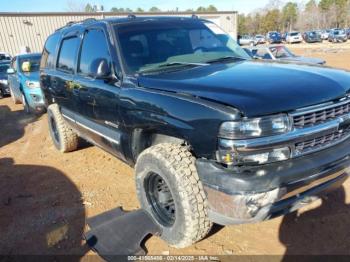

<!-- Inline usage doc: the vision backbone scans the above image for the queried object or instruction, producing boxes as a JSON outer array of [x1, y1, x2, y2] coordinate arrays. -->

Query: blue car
[[7, 53, 45, 114], [266, 31, 282, 44]]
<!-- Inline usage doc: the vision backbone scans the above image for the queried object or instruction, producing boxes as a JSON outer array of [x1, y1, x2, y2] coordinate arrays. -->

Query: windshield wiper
[[139, 61, 208, 74], [205, 56, 246, 64]]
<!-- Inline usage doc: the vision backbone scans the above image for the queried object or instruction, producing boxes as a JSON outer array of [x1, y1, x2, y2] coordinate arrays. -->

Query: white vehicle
[[286, 31, 302, 44], [321, 30, 330, 40], [254, 34, 266, 44]]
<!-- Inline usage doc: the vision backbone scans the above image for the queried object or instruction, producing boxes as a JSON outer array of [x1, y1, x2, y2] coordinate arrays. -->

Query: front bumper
[[25, 88, 45, 112], [196, 138, 350, 225]]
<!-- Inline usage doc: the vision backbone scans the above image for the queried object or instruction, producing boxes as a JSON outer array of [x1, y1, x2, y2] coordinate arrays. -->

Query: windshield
[[115, 19, 249, 74], [0, 63, 10, 73], [0, 54, 11, 61], [18, 56, 41, 73]]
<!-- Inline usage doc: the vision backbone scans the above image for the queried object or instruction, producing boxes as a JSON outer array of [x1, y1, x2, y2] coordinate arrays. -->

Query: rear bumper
[[196, 139, 350, 225]]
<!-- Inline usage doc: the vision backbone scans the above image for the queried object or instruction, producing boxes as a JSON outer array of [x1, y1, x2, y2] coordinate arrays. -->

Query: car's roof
[[57, 16, 209, 33], [105, 16, 203, 24], [15, 53, 41, 59]]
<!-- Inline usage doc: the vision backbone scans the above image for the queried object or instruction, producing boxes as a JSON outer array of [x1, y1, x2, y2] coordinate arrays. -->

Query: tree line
[[239, 0, 350, 35], [82, 4, 218, 13]]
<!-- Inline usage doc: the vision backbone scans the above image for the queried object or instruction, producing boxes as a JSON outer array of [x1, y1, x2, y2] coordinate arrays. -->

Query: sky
[[0, 0, 304, 14]]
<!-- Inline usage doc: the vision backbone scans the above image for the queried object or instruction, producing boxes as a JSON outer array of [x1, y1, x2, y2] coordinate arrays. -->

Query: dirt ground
[[1, 42, 350, 260]]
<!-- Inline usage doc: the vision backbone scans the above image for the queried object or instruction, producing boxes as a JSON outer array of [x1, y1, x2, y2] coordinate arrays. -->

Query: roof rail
[[82, 18, 97, 24], [55, 18, 97, 32], [128, 14, 136, 19], [66, 21, 75, 26]]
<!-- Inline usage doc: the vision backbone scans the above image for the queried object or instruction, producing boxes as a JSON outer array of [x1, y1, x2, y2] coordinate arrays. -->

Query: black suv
[[40, 16, 350, 248]]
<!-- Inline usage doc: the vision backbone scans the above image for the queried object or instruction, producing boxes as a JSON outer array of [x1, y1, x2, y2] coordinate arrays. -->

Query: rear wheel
[[135, 143, 212, 248], [47, 104, 79, 153]]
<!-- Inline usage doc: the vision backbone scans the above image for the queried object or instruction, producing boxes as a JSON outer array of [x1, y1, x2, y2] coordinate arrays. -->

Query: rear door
[[72, 26, 124, 158], [52, 33, 81, 116]]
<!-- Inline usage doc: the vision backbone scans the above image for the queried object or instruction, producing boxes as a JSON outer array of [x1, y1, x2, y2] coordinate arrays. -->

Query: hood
[[22, 71, 39, 81], [138, 60, 350, 117], [280, 56, 325, 65]]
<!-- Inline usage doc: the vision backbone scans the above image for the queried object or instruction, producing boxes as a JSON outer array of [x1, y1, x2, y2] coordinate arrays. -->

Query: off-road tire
[[47, 104, 79, 153], [135, 143, 212, 248]]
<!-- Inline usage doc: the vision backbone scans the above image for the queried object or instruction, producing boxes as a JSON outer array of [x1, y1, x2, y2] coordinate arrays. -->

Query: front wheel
[[135, 143, 212, 248]]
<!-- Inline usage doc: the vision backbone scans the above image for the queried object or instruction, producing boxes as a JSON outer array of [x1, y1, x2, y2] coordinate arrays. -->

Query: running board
[[84, 207, 162, 260]]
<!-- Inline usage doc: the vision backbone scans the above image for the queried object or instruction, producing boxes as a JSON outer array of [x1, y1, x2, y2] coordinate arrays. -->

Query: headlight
[[218, 138, 291, 165], [218, 114, 291, 139], [25, 80, 40, 88]]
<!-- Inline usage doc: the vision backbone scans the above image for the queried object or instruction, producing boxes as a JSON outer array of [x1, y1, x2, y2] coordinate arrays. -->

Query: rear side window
[[57, 37, 80, 73], [78, 29, 110, 76], [41, 33, 60, 69]]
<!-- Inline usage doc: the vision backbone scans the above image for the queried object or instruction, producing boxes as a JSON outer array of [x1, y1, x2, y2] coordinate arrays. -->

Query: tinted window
[[19, 55, 41, 72], [41, 33, 60, 69], [57, 37, 80, 73], [0, 54, 11, 61], [78, 29, 110, 76]]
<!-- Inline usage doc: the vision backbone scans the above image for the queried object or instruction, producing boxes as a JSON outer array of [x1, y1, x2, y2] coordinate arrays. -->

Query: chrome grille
[[295, 128, 350, 155], [293, 99, 350, 128]]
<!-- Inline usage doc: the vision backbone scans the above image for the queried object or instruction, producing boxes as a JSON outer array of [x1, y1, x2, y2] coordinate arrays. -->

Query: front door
[[72, 27, 123, 159]]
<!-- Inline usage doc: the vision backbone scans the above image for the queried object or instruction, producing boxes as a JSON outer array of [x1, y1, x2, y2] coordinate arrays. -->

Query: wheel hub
[[50, 117, 60, 144], [145, 172, 175, 227]]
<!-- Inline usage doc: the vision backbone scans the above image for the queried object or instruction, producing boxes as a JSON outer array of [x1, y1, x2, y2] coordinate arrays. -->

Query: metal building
[[0, 11, 237, 55]]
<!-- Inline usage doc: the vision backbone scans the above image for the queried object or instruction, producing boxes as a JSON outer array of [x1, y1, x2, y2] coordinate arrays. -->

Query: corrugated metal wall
[[0, 12, 237, 55]]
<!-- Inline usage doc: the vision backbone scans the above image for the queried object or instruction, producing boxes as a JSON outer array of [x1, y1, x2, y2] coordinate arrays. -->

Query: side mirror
[[89, 58, 111, 79], [7, 68, 15, 74]]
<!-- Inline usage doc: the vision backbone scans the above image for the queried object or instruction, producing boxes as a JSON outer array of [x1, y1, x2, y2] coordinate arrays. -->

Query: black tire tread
[[135, 143, 212, 248]]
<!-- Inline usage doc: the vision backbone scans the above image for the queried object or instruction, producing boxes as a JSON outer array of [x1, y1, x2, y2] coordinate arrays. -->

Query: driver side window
[[78, 29, 111, 76]]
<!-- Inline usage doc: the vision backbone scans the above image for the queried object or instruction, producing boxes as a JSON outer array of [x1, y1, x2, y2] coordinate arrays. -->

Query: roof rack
[[127, 14, 136, 19], [55, 17, 97, 32], [82, 18, 97, 24]]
